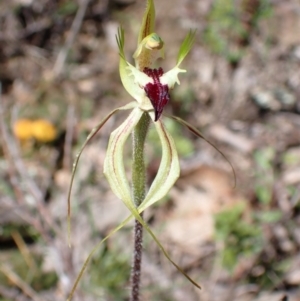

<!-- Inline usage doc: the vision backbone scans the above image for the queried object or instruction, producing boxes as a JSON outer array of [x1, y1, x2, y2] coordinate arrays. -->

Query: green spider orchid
[[105, 26, 196, 212], [117, 27, 195, 122], [67, 0, 211, 298]]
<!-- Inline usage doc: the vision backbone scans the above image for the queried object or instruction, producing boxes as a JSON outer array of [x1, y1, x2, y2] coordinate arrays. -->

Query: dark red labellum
[[143, 67, 170, 121]]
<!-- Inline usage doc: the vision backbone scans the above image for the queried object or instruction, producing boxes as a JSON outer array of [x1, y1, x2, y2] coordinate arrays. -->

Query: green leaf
[[255, 210, 282, 223]]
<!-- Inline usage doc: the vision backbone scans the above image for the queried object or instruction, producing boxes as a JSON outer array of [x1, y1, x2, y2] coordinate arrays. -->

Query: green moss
[[0, 250, 58, 292], [86, 244, 130, 300], [215, 204, 263, 270], [204, 0, 272, 62]]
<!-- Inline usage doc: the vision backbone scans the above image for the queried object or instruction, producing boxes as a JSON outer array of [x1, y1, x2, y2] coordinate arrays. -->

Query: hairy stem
[[130, 113, 150, 301]]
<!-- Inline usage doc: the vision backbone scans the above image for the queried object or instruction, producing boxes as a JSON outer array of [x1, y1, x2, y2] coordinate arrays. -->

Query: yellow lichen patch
[[13, 119, 57, 143], [13, 119, 34, 141], [31, 119, 57, 143]]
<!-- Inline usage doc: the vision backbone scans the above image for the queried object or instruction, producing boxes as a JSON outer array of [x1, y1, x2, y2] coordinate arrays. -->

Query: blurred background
[[0, 0, 300, 300]]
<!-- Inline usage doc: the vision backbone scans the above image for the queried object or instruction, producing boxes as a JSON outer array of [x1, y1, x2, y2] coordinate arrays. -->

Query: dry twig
[[0, 83, 58, 240], [0, 265, 44, 301], [53, 0, 91, 77]]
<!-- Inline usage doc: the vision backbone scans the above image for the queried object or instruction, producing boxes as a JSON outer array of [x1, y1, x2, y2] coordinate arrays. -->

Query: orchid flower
[[105, 26, 196, 211], [66, 0, 224, 298]]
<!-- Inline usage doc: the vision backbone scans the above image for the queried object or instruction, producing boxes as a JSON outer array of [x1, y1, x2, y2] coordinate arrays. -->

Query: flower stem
[[130, 112, 150, 301]]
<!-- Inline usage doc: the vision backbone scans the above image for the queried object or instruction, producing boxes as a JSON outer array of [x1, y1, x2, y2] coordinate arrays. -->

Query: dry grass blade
[[53, 0, 91, 77], [11, 231, 38, 273], [0, 265, 43, 301]]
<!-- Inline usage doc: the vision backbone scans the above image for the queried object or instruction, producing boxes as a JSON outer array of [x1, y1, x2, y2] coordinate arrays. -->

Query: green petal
[[159, 30, 196, 90], [160, 66, 186, 89], [68, 112, 201, 298], [67, 215, 133, 301], [176, 29, 196, 66], [168, 115, 236, 187], [67, 208, 201, 301], [67, 102, 136, 246], [103, 107, 143, 204], [138, 119, 180, 212], [138, 0, 155, 44], [103, 113, 201, 289], [116, 28, 145, 101], [127, 206, 201, 290]]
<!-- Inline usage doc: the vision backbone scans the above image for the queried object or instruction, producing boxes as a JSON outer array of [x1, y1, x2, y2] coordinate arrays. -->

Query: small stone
[[285, 269, 300, 286], [251, 89, 281, 111]]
